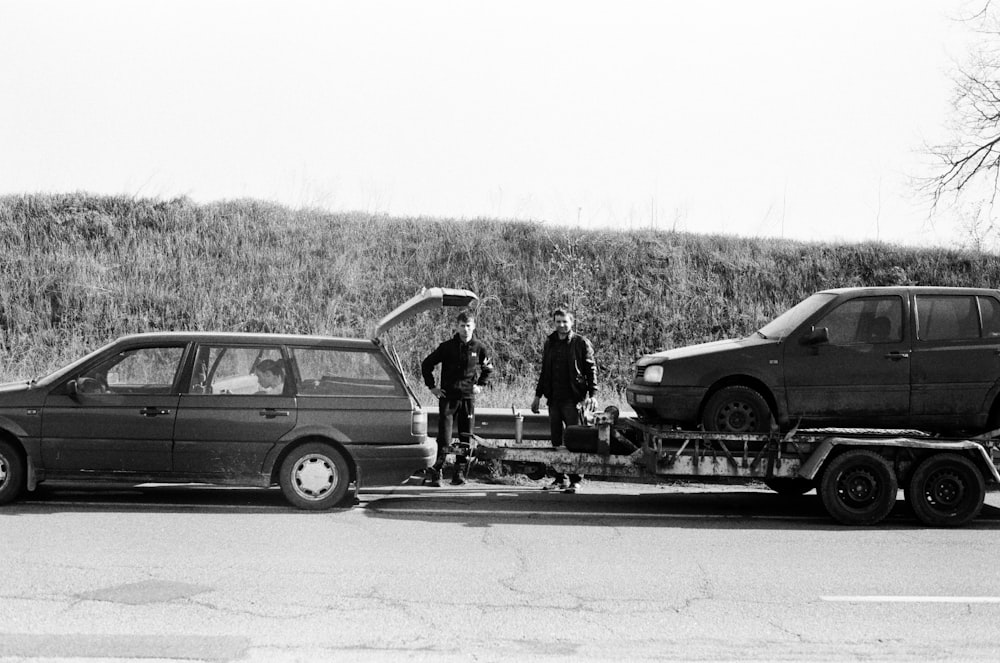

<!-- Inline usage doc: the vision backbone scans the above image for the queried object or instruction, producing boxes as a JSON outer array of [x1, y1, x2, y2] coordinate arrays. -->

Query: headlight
[[643, 365, 664, 383]]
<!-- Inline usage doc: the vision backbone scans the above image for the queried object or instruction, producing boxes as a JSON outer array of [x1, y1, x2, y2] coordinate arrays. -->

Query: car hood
[[374, 287, 478, 337], [0, 381, 31, 395], [637, 335, 775, 364]]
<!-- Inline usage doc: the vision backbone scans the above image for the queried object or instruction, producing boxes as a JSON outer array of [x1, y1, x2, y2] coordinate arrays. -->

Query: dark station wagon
[[627, 286, 1000, 435], [0, 288, 476, 509]]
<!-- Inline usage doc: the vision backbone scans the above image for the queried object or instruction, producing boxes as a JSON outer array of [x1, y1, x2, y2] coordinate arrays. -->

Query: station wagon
[[0, 288, 476, 509]]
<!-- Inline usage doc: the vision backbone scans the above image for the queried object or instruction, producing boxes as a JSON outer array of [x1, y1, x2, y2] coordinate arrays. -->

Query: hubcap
[[292, 454, 337, 500], [0, 455, 6, 484]]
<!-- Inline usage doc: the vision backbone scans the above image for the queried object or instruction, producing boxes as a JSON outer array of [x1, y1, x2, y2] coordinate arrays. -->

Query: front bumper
[[625, 384, 705, 424]]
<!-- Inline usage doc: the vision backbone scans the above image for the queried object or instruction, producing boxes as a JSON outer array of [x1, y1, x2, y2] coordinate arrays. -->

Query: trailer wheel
[[907, 453, 985, 528], [701, 386, 771, 433], [0, 439, 26, 506], [819, 450, 897, 525], [763, 478, 814, 497]]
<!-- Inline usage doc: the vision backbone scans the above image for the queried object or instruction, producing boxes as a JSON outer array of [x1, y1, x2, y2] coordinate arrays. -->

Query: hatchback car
[[0, 287, 476, 509], [627, 286, 1000, 434]]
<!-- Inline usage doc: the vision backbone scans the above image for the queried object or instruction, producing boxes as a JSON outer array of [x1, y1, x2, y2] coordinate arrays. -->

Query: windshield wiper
[[756, 330, 769, 339]]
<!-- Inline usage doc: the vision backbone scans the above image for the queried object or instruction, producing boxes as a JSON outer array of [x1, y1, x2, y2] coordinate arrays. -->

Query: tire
[[819, 450, 897, 525], [701, 386, 772, 433], [907, 453, 985, 527], [279, 443, 351, 510], [0, 439, 26, 506], [763, 477, 814, 497]]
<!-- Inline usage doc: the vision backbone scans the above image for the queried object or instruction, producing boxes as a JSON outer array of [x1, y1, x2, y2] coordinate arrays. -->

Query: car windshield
[[757, 293, 837, 340]]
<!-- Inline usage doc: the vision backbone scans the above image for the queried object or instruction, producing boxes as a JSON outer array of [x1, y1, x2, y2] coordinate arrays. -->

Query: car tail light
[[411, 409, 428, 437]]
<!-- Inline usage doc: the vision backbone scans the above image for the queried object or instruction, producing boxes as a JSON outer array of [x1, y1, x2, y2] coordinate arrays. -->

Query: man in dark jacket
[[530, 308, 597, 493], [421, 310, 494, 486]]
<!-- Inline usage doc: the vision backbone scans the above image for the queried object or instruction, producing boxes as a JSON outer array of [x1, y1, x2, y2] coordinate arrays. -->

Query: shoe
[[564, 482, 580, 494], [426, 469, 442, 488], [450, 469, 467, 486], [542, 478, 567, 491]]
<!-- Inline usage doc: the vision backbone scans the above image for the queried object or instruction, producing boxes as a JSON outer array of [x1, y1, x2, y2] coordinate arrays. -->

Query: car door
[[782, 294, 910, 424], [172, 343, 297, 478], [910, 294, 1000, 427], [40, 343, 186, 472]]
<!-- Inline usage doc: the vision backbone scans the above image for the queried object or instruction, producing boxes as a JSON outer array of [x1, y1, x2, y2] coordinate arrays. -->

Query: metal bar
[[711, 436, 740, 472]]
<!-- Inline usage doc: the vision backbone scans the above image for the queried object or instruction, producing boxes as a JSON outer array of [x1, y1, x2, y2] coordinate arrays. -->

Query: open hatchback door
[[374, 287, 478, 337]]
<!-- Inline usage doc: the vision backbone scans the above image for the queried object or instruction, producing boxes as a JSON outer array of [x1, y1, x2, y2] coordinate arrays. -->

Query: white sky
[[0, 0, 984, 246]]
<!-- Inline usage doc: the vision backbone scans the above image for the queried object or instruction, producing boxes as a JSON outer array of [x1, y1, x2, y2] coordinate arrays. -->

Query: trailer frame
[[474, 415, 1000, 527]]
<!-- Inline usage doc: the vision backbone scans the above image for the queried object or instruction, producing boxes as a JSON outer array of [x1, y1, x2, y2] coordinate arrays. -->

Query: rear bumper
[[350, 436, 436, 487]]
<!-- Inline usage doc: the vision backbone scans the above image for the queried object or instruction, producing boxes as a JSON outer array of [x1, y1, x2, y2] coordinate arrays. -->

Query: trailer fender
[[798, 436, 1000, 483]]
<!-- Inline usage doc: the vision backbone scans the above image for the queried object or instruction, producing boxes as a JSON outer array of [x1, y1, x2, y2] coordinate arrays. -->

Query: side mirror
[[66, 379, 80, 399], [800, 326, 830, 346]]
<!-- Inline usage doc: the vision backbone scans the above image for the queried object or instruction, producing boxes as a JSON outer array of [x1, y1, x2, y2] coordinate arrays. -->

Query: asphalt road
[[2, 478, 1000, 662]]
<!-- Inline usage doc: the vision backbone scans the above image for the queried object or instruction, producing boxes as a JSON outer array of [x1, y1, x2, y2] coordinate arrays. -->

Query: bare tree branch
[[925, 5, 1000, 211]]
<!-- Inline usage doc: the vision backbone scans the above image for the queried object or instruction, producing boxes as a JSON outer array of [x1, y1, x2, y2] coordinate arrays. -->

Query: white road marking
[[821, 596, 1000, 603]]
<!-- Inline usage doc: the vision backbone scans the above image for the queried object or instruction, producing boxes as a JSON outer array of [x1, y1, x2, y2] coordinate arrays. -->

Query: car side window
[[188, 345, 288, 395], [814, 296, 903, 345], [78, 346, 185, 395], [980, 296, 1000, 338], [291, 347, 403, 397], [916, 295, 980, 341]]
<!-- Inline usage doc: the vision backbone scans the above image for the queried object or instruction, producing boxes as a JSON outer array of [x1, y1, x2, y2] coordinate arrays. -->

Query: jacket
[[421, 335, 494, 399], [534, 330, 597, 402]]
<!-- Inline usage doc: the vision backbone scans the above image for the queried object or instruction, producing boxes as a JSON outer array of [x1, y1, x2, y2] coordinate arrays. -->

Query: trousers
[[548, 400, 584, 484], [434, 397, 475, 469]]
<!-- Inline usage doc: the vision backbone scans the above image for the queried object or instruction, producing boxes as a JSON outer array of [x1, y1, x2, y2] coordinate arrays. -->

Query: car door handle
[[259, 409, 290, 418], [884, 352, 909, 361], [139, 407, 172, 417]]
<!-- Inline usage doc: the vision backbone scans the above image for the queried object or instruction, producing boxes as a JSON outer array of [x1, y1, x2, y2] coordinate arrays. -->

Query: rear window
[[980, 296, 1000, 338], [916, 296, 980, 341], [290, 347, 403, 397]]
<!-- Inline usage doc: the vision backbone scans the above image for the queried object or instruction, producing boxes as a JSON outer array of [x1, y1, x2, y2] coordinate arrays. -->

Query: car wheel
[[701, 386, 772, 433], [763, 477, 814, 497], [819, 450, 897, 525], [907, 453, 985, 527], [279, 443, 351, 510], [0, 439, 26, 506]]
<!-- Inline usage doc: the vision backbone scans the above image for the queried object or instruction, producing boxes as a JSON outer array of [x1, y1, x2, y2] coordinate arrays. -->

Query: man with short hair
[[421, 310, 494, 486], [253, 359, 285, 395], [531, 308, 598, 493]]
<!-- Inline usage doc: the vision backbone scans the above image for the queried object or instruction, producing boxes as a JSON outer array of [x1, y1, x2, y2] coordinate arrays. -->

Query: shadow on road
[[361, 484, 1000, 531], [2, 483, 297, 515], [6, 481, 1000, 530]]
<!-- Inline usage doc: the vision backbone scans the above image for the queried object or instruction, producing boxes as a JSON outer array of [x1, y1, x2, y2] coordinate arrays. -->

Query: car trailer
[[472, 409, 1000, 527]]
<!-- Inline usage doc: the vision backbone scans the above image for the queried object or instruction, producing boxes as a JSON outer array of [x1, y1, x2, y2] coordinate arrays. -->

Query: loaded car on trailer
[[480, 287, 1000, 527], [0, 287, 476, 510], [627, 286, 1000, 435]]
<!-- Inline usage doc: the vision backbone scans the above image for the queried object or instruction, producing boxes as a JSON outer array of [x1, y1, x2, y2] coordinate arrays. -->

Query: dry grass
[[3, 193, 1000, 402]]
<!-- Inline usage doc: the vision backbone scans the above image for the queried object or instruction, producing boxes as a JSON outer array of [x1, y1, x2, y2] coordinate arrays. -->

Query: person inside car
[[253, 359, 286, 395]]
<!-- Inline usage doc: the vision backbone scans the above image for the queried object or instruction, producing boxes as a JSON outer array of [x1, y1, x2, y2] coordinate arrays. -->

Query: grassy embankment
[[2, 193, 1000, 409]]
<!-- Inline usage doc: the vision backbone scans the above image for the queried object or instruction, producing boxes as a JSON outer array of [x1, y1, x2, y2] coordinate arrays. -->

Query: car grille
[[635, 366, 646, 381]]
